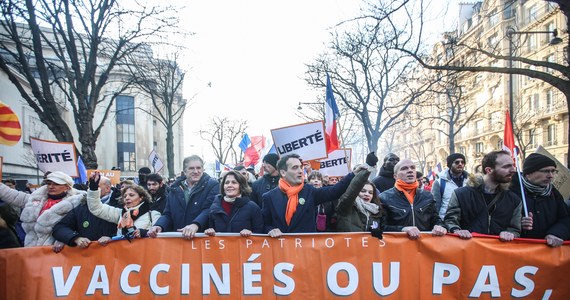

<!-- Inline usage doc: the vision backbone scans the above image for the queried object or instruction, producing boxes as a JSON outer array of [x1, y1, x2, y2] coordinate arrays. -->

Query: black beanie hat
[[263, 153, 279, 169], [138, 167, 151, 174], [447, 153, 466, 169], [523, 153, 556, 175]]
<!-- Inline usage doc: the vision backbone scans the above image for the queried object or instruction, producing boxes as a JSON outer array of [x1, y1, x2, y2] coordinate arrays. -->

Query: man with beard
[[432, 153, 469, 219], [510, 153, 570, 247], [251, 153, 280, 208], [137, 167, 152, 190], [146, 173, 168, 214], [380, 159, 447, 240], [372, 153, 400, 193], [445, 150, 522, 241]]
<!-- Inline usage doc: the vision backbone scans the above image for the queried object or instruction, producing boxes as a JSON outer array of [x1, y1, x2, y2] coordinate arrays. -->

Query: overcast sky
[[178, 0, 457, 163]]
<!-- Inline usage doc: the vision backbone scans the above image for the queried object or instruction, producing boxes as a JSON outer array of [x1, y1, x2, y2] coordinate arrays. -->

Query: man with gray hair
[[148, 155, 219, 239], [98, 176, 113, 204]]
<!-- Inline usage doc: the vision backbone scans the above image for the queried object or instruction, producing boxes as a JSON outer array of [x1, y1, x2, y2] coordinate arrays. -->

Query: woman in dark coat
[[205, 171, 263, 237], [336, 168, 384, 233]]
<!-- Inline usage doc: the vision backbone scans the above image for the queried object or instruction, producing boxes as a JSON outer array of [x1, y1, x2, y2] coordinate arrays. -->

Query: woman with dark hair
[[87, 172, 160, 242], [336, 167, 384, 233], [204, 171, 263, 237]]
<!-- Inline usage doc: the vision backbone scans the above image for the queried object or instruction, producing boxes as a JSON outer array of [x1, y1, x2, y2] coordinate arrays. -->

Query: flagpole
[[513, 150, 529, 218], [336, 116, 351, 173]]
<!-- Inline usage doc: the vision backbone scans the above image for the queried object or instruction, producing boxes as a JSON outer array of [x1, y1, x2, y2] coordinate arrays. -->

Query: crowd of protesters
[[0, 149, 568, 251]]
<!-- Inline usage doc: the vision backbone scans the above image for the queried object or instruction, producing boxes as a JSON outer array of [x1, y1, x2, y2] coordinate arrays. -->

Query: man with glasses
[[372, 153, 400, 193], [432, 153, 469, 219], [510, 153, 570, 247]]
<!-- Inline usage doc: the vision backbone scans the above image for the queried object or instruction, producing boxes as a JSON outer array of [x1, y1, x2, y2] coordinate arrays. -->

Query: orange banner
[[1, 233, 569, 299], [86, 169, 122, 185]]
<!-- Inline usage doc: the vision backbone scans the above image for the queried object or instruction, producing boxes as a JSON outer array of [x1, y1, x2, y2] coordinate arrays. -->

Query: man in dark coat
[[148, 155, 219, 239], [380, 158, 447, 239], [511, 153, 570, 247], [262, 153, 363, 237], [445, 150, 522, 242], [52, 201, 117, 251], [251, 153, 280, 207], [147, 173, 168, 213], [372, 153, 400, 193]]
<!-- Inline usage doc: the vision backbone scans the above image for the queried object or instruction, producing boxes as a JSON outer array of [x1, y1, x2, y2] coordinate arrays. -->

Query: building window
[[116, 95, 136, 171], [459, 146, 466, 155], [526, 4, 538, 24], [528, 129, 536, 148], [545, 89, 555, 112], [497, 139, 503, 150], [489, 9, 499, 27], [529, 93, 540, 111], [546, 124, 557, 146], [544, 54, 555, 72], [527, 34, 537, 52], [475, 142, 484, 154], [475, 120, 484, 135]]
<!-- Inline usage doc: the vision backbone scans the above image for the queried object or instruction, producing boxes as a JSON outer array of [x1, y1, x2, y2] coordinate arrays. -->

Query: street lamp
[[506, 26, 563, 125], [297, 101, 323, 110]]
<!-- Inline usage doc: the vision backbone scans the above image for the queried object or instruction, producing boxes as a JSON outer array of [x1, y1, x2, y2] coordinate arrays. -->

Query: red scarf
[[394, 179, 419, 204], [278, 178, 304, 226], [39, 198, 62, 216]]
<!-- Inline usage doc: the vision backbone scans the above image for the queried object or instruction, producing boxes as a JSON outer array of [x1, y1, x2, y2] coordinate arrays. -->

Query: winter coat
[[52, 201, 118, 246], [149, 185, 168, 214], [155, 174, 219, 232], [208, 195, 263, 233], [432, 169, 469, 219], [0, 184, 85, 247], [251, 174, 280, 208], [510, 175, 570, 240], [380, 186, 442, 232], [444, 175, 522, 237], [86, 190, 160, 236], [262, 172, 355, 233], [336, 169, 384, 232], [372, 167, 396, 193]]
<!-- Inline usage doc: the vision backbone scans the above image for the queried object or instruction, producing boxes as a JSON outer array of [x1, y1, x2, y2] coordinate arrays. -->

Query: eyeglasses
[[538, 169, 559, 174], [453, 160, 465, 165]]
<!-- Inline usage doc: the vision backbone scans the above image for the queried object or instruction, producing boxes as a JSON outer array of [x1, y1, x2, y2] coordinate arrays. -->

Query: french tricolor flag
[[325, 74, 340, 153]]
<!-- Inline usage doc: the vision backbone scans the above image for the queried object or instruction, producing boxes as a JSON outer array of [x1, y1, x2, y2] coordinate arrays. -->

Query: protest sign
[[0, 233, 568, 299], [86, 170, 122, 186], [30, 138, 78, 177], [271, 121, 327, 161], [148, 150, 164, 173], [317, 148, 351, 176]]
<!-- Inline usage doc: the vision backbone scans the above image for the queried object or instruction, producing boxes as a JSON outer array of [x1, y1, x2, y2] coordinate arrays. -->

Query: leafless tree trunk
[[0, 0, 179, 168]]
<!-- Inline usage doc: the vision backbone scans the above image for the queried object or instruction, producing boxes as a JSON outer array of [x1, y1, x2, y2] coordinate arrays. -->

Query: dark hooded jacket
[[372, 167, 396, 193]]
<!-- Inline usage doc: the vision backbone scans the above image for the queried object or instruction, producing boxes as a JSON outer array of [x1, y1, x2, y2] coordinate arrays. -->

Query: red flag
[[502, 110, 517, 157], [325, 74, 340, 153]]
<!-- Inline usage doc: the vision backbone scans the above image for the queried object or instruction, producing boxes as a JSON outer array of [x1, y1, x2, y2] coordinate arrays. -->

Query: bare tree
[[125, 50, 186, 178], [305, 17, 433, 153], [0, 0, 179, 168], [199, 117, 247, 165], [381, 0, 570, 164]]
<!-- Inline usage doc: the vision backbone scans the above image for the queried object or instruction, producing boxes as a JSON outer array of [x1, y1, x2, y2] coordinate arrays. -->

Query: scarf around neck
[[354, 197, 379, 217], [395, 179, 419, 204], [118, 201, 149, 231], [521, 176, 552, 197], [279, 178, 304, 226]]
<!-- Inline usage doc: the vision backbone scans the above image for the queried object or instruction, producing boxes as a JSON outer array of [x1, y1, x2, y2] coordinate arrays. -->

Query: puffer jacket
[[432, 169, 468, 219], [0, 184, 85, 247], [336, 169, 384, 232], [87, 190, 160, 236], [208, 195, 263, 233], [380, 186, 442, 232], [444, 174, 522, 236]]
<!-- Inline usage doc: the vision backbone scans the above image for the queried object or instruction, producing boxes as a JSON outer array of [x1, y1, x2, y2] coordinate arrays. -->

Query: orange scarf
[[395, 179, 419, 204], [279, 178, 304, 226]]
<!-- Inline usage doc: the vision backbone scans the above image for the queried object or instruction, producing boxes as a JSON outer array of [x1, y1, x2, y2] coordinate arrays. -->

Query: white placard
[[30, 138, 78, 177], [271, 121, 327, 161], [148, 150, 164, 173], [317, 149, 352, 176]]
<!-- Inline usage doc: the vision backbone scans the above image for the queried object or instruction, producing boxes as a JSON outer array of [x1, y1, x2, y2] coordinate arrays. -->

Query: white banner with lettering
[[30, 138, 78, 177], [271, 121, 327, 161], [148, 150, 164, 173], [318, 148, 351, 176]]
